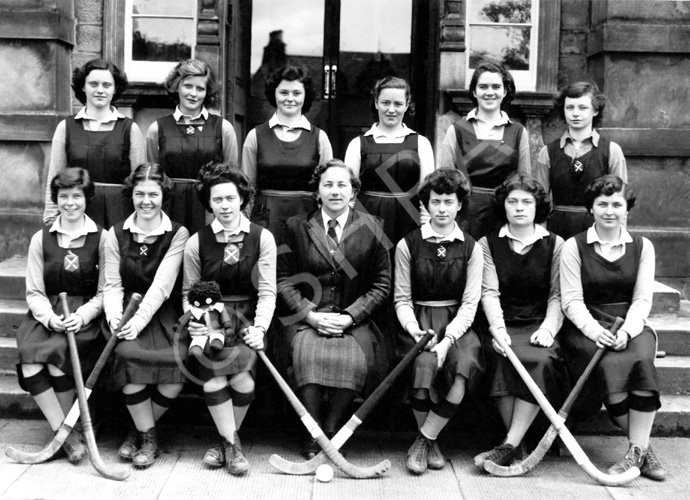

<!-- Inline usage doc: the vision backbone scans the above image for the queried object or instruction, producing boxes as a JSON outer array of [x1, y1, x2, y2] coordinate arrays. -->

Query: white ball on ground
[[316, 464, 334, 482]]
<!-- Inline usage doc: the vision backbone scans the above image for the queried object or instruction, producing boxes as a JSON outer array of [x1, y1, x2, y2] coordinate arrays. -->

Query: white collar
[[586, 225, 633, 246], [268, 113, 312, 131], [466, 108, 512, 125], [210, 214, 251, 237], [321, 208, 350, 229], [49, 214, 99, 238], [420, 222, 465, 242], [363, 123, 415, 139], [499, 223, 550, 246], [189, 302, 225, 320], [173, 106, 209, 122], [75, 106, 125, 123], [560, 128, 600, 148], [123, 211, 173, 236]]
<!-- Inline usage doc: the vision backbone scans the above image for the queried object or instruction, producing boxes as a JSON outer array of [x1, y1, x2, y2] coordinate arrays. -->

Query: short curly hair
[[122, 163, 174, 202], [264, 65, 315, 113], [309, 159, 361, 196], [418, 168, 471, 208], [195, 162, 255, 212], [469, 60, 516, 108], [494, 172, 552, 224], [164, 59, 220, 108], [71, 59, 128, 105], [554, 81, 606, 127], [50, 168, 95, 205], [583, 175, 635, 211]]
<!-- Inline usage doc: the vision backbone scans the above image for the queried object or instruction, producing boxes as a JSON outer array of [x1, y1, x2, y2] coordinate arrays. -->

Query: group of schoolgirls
[[15, 56, 665, 482]]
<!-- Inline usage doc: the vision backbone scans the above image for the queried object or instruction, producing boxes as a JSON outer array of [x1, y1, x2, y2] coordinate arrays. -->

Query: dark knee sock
[[151, 389, 176, 409], [324, 389, 356, 434], [50, 374, 74, 393], [123, 386, 151, 406], [24, 368, 52, 396], [204, 385, 233, 407], [420, 399, 460, 440], [629, 393, 661, 413], [229, 387, 254, 408]]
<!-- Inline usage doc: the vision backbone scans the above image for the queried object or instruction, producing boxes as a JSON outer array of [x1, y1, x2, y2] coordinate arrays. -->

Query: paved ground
[[0, 420, 688, 500]]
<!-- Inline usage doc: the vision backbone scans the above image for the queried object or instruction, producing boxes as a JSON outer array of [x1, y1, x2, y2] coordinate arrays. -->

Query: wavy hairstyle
[[164, 59, 220, 108], [50, 167, 95, 205], [494, 172, 552, 224], [71, 59, 128, 105], [418, 168, 471, 208], [469, 60, 516, 108], [584, 174, 636, 211], [554, 81, 606, 127], [264, 65, 316, 113], [122, 163, 174, 201], [195, 162, 254, 212], [309, 159, 361, 196]]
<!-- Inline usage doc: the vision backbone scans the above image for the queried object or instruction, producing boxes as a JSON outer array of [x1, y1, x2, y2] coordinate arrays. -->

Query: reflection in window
[[466, 0, 537, 90]]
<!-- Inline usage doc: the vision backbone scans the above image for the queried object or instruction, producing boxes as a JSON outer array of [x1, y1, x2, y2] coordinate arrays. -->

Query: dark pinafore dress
[[453, 119, 523, 240], [190, 224, 262, 381], [66, 116, 134, 228], [156, 114, 224, 235], [546, 137, 610, 240], [403, 229, 484, 397], [485, 231, 569, 407], [110, 222, 188, 390], [251, 121, 320, 241], [16, 228, 105, 389], [358, 134, 421, 251], [560, 232, 659, 419]]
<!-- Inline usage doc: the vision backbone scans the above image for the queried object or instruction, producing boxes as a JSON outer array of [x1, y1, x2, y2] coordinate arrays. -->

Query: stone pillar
[[0, 0, 75, 259]]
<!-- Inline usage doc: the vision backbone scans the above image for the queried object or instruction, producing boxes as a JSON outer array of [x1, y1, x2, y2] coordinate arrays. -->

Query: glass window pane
[[133, 0, 195, 17], [339, 0, 412, 97], [469, 26, 531, 71], [132, 18, 193, 62], [250, 0, 325, 97], [469, 0, 532, 24]]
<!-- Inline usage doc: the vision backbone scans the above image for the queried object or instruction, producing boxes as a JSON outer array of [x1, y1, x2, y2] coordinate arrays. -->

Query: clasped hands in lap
[[306, 311, 353, 338]]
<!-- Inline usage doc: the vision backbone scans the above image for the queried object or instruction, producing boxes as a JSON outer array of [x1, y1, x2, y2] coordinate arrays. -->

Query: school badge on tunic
[[186, 125, 195, 135], [437, 245, 446, 259], [224, 243, 242, 265], [140, 244, 148, 256], [63, 250, 79, 272], [572, 160, 583, 173]]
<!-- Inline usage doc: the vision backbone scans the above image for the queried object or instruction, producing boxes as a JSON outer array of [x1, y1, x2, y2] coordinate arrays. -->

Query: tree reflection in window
[[130, 0, 194, 62]]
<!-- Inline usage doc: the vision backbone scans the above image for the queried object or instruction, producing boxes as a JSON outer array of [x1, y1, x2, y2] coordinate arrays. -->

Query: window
[[466, 0, 538, 91], [123, 0, 197, 82]]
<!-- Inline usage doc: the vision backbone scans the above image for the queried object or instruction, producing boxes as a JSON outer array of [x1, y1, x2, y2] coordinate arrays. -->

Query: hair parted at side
[[50, 167, 95, 205], [555, 81, 606, 127], [494, 172, 552, 224], [195, 162, 254, 212], [418, 168, 471, 208], [164, 58, 219, 107], [309, 159, 361, 195], [122, 163, 174, 201], [469, 60, 516, 108], [71, 58, 128, 105], [370, 76, 411, 121], [584, 174, 635, 211], [264, 64, 315, 113]]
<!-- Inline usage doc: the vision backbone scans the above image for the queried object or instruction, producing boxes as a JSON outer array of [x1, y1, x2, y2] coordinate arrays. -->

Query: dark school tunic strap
[[65, 116, 132, 183], [487, 230, 556, 321], [405, 228, 475, 302], [42, 227, 101, 296], [156, 113, 223, 179], [113, 221, 182, 294], [359, 134, 420, 193], [573, 231, 643, 307], [453, 119, 522, 188], [197, 222, 262, 296], [255, 121, 320, 191], [547, 136, 610, 206]]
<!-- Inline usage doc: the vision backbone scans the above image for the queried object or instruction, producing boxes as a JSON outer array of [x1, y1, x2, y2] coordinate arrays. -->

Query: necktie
[[327, 219, 339, 250]]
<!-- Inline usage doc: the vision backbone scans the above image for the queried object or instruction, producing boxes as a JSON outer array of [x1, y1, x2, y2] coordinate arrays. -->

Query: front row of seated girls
[[16, 162, 665, 481]]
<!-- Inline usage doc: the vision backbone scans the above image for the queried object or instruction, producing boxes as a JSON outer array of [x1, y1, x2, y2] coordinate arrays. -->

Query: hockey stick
[[6, 293, 142, 465], [484, 317, 623, 476], [486, 325, 639, 486], [270, 330, 435, 474], [258, 349, 391, 479]]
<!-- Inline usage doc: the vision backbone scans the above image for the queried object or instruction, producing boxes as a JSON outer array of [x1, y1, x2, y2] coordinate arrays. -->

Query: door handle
[[331, 65, 337, 99], [324, 65, 330, 99]]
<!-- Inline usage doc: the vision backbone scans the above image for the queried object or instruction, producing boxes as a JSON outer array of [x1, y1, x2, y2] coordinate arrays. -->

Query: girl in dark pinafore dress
[[17, 168, 106, 464], [534, 82, 627, 240], [438, 61, 530, 240], [395, 169, 484, 475], [560, 175, 665, 481], [43, 59, 145, 229], [182, 163, 276, 475], [475, 172, 569, 469], [104, 164, 189, 469], [241, 65, 333, 243], [146, 59, 239, 235]]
